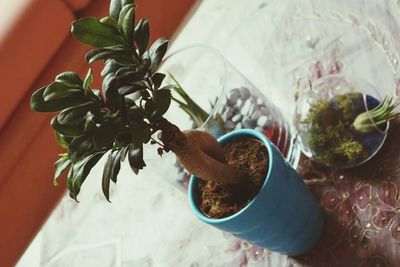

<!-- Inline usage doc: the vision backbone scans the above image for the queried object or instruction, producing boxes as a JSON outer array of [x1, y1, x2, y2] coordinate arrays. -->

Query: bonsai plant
[[31, 0, 323, 255], [295, 76, 399, 168]]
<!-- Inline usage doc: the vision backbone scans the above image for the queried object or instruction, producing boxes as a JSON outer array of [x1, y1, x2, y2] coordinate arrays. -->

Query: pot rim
[[188, 128, 275, 224]]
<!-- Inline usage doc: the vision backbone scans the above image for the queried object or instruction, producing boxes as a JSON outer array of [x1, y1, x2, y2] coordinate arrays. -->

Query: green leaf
[[110, 0, 133, 20], [71, 17, 125, 48], [128, 144, 146, 173], [127, 106, 144, 120], [43, 82, 83, 102], [151, 89, 171, 120], [54, 157, 71, 185], [93, 121, 121, 149], [51, 117, 85, 137], [149, 38, 168, 73], [117, 85, 136, 95], [109, 0, 122, 20], [114, 131, 131, 148], [55, 131, 72, 148], [131, 121, 151, 145], [31, 88, 88, 112], [119, 145, 129, 162], [101, 59, 119, 77], [68, 135, 95, 162], [68, 152, 105, 201], [116, 71, 143, 83], [118, 82, 146, 95], [118, 4, 135, 44], [55, 72, 83, 86], [152, 73, 166, 90], [103, 73, 122, 109], [134, 19, 150, 55], [144, 99, 155, 117], [114, 55, 137, 66], [85, 46, 129, 64], [57, 102, 97, 126], [115, 66, 134, 76], [83, 69, 93, 91], [84, 112, 96, 132], [100, 16, 119, 29], [102, 149, 121, 201], [168, 73, 210, 126]]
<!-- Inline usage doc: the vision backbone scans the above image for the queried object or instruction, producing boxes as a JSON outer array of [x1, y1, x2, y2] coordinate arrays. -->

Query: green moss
[[334, 139, 365, 161], [302, 93, 367, 167], [303, 99, 331, 125]]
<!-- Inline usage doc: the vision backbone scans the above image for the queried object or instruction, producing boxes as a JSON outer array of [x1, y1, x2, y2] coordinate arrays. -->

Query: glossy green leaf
[[151, 89, 171, 120], [113, 131, 131, 148], [102, 73, 122, 110], [115, 66, 133, 76], [110, 0, 133, 20], [149, 38, 168, 73], [85, 46, 129, 64], [43, 82, 83, 102], [99, 16, 118, 29], [118, 82, 146, 96], [101, 59, 119, 77], [118, 4, 135, 43], [83, 69, 93, 91], [131, 121, 151, 145], [127, 106, 144, 121], [114, 55, 137, 66], [109, 0, 122, 20], [152, 73, 166, 90], [84, 112, 96, 132], [134, 19, 150, 55], [55, 131, 72, 148], [119, 145, 129, 162], [31, 88, 88, 112], [55, 71, 83, 86], [116, 71, 143, 83], [71, 17, 125, 48], [54, 156, 71, 185], [117, 85, 137, 95], [128, 144, 146, 173], [68, 152, 105, 201], [93, 121, 121, 149], [144, 99, 155, 117], [102, 149, 121, 201], [68, 135, 95, 162], [51, 117, 85, 136], [57, 102, 96, 126]]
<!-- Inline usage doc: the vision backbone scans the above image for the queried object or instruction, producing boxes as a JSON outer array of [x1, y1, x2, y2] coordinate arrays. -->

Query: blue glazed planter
[[188, 129, 324, 256]]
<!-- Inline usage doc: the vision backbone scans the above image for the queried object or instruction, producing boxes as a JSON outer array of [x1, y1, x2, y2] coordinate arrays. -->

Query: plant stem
[[157, 118, 247, 184]]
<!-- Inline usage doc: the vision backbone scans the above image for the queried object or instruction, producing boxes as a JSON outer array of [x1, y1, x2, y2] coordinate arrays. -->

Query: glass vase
[[294, 75, 389, 169]]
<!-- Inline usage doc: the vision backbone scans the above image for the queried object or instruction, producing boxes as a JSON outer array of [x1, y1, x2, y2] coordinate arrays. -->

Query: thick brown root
[[172, 130, 247, 184]]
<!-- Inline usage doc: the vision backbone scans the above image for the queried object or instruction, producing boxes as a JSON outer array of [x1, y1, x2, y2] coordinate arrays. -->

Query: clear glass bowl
[[294, 75, 389, 169], [148, 45, 300, 189]]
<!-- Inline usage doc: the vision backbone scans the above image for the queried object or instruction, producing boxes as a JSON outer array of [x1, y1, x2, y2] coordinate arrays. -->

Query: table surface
[[19, 0, 400, 266]]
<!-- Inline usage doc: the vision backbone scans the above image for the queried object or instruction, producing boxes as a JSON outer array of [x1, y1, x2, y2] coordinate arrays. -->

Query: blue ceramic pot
[[188, 129, 324, 256]]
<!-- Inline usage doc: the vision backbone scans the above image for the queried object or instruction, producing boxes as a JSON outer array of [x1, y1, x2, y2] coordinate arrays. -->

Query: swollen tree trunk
[[158, 119, 247, 184]]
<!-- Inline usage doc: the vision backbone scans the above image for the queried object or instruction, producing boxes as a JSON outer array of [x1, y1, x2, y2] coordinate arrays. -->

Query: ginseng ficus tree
[[31, 0, 247, 201]]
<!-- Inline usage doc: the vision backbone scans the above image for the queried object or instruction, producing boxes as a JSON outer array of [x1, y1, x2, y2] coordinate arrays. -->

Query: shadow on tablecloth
[[291, 119, 400, 267]]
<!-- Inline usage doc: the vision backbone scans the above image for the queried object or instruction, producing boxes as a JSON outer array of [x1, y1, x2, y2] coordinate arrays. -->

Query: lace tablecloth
[[19, 0, 400, 266]]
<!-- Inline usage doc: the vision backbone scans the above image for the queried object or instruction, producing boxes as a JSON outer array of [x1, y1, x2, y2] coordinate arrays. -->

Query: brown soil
[[197, 137, 269, 218]]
